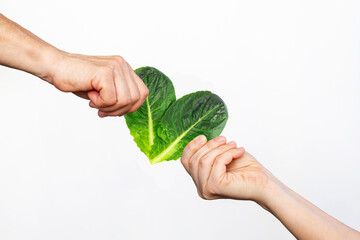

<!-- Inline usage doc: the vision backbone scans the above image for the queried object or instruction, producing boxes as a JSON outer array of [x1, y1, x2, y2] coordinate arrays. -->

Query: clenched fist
[[0, 13, 148, 117], [49, 53, 149, 117]]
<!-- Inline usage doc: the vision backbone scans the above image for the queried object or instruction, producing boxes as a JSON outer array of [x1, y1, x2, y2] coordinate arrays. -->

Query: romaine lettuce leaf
[[125, 67, 228, 164]]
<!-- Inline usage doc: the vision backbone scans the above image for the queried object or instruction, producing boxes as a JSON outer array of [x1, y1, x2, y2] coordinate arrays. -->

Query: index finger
[[181, 135, 207, 173], [197, 141, 237, 190]]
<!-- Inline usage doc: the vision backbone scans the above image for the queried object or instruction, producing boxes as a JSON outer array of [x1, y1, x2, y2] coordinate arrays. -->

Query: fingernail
[[196, 135, 206, 144], [228, 141, 237, 147], [215, 136, 226, 142]]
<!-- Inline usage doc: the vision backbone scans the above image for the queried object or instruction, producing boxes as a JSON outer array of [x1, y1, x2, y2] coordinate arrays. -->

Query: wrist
[[33, 46, 65, 85], [254, 170, 290, 212]]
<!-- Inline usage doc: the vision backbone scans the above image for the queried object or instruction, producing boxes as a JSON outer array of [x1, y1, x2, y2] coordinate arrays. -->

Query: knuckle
[[104, 95, 117, 106], [181, 148, 189, 158], [135, 75, 144, 84], [208, 140, 219, 148], [197, 190, 205, 199], [188, 158, 193, 168], [180, 156, 187, 166], [190, 139, 200, 149], [142, 87, 149, 98], [198, 157, 207, 167], [113, 55, 127, 67], [201, 145, 211, 153], [118, 96, 132, 106], [184, 143, 194, 154], [132, 93, 140, 103], [203, 186, 216, 199], [186, 145, 196, 157], [202, 190, 213, 200], [188, 159, 194, 172], [127, 108, 136, 114], [114, 55, 125, 63], [180, 157, 184, 164], [202, 193, 211, 200]]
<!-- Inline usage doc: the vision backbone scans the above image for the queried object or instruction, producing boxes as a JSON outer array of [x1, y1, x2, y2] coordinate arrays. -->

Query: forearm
[[0, 13, 59, 82], [261, 174, 360, 240]]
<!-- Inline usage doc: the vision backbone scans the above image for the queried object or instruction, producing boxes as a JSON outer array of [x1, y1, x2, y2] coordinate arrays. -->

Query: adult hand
[[0, 13, 148, 117], [48, 52, 149, 117], [180, 135, 270, 203], [181, 136, 360, 240]]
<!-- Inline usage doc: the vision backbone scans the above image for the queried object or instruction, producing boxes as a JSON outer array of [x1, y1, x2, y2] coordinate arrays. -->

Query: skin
[[2, 12, 359, 240], [181, 135, 360, 240], [0, 13, 148, 117]]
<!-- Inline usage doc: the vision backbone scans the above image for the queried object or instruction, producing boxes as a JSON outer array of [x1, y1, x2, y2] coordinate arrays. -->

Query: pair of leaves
[[125, 67, 228, 164]]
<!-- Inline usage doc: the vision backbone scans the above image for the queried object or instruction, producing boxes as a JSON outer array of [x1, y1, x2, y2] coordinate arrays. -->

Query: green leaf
[[125, 67, 228, 165], [149, 91, 228, 164], [124, 67, 176, 157]]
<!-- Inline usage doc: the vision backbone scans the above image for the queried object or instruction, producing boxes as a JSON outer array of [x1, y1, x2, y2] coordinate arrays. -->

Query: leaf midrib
[[146, 97, 154, 147], [150, 105, 220, 164]]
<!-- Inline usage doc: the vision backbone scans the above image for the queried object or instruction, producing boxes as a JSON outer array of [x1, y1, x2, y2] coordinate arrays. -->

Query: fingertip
[[98, 111, 106, 118], [233, 147, 245, 158], [89, 101, 96, 108], [227, 141, 237, 147], [196, 135, 207, 145], [215, 136, 226, 143]]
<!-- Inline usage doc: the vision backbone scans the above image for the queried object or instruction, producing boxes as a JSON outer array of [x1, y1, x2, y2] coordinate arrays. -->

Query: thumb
[[87, 90, 100, 104], [88, 78, 117, 107], [211, 147, 245, 179]]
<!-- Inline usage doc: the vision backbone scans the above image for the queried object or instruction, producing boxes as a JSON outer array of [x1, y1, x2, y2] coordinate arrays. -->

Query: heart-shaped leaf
[[124, 67, 175, 157], [125, 67, 228, 164]]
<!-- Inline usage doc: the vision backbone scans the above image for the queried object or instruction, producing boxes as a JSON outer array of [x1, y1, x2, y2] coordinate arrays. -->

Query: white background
[[1, 0, 360, 239]]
